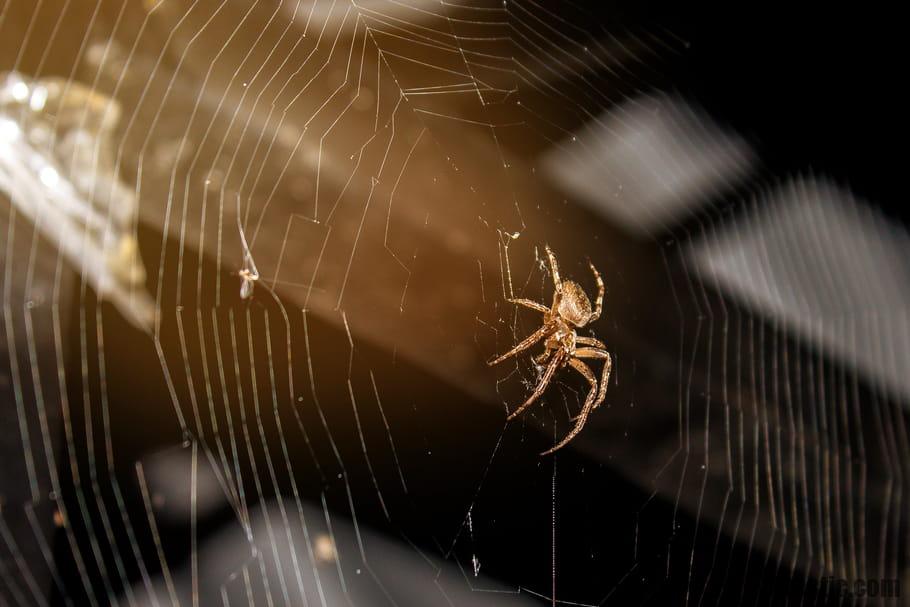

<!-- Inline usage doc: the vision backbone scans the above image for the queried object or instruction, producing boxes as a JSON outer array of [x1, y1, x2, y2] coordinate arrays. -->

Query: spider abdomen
[[556, 281, 593, 326]]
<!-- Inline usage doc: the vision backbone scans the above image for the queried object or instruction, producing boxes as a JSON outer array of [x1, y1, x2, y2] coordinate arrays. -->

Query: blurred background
[[1, 1, 907, 605]]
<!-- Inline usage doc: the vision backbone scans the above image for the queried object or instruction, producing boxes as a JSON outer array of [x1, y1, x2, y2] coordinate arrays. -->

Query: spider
[[489, 245, 613, 455]]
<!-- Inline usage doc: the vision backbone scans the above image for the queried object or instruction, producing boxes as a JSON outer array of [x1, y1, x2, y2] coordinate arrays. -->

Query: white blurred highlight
[[143, 446, 228, 522], [131, 499, 538, 606], [542, 94, 755, 235], [0, 72, 152, 329], [689, 176, 910, 403]]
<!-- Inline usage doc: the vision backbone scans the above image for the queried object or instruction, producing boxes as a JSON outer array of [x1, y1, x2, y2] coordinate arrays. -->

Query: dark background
[[2, 1, 906, 606]]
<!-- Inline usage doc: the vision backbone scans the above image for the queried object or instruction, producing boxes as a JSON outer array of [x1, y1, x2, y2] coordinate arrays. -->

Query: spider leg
[[566, 358, 597, 422], [574, 347, 612, 410], [533, 349, 552, 365], [541, 356, 603, 454], [507, 298, 549, 313], [545, 245, 562, 291], [575, 335, 605, 348], [488, 323, 555, 366], [548, 289, 563, 315], [507, 351, 564, 420], [587, 260, 604, 322], [541, 394, 594, 455]]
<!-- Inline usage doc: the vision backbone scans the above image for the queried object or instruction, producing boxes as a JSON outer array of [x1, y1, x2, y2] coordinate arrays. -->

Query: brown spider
[[489, 245, 612, 455]]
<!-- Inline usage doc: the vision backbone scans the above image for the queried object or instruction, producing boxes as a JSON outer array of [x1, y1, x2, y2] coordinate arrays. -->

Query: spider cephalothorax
[[489, 246, 613, 455]]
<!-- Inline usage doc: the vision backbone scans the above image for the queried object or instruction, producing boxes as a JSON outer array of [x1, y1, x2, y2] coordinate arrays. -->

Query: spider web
[[1, 1, 908, 606]]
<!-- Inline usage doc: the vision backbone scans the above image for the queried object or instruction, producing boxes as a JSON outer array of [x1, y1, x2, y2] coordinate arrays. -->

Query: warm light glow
[[29, 85, 47, 111], [10, 80, 29, 102], [39, 165, 60, 189], [313, 534, 337, 563], [0, 117, 19, 141]]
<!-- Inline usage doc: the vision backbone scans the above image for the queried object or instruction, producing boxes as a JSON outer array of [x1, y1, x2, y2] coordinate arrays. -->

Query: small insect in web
[[237, 195, 259, 300], [489, 245, 613, 455]]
